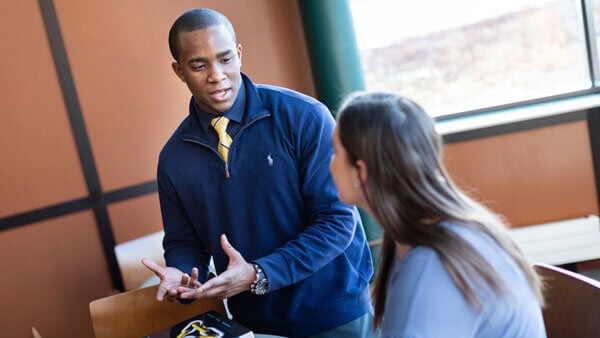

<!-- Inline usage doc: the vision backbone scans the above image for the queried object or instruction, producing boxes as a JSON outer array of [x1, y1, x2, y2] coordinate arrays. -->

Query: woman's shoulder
[[389, 245, 467, 305], [382, 248, 480, 336]]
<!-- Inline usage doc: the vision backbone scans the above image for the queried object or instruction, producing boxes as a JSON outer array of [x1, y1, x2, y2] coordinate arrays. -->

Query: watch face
[[255, 279, 268, 295], [252, 263, 268, 295]]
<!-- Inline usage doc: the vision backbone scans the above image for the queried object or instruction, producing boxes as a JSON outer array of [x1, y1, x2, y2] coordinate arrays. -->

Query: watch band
[[250, 263, 269, 295]]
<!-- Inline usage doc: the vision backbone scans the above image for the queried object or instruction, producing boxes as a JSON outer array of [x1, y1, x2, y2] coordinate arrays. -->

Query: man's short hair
[[168, 8, 237, 61]]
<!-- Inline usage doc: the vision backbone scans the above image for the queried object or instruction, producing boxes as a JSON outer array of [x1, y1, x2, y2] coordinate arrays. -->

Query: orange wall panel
[[108, 192, 163, 244], [0, 211, 112, 338], [0, 0, 87, 218], [226, 0, 316, 95], [54, 0, 196, 192], [443, 121, 598, 227]]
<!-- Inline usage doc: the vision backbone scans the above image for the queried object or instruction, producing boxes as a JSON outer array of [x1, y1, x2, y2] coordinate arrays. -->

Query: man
[[142, 8, 373, 337]]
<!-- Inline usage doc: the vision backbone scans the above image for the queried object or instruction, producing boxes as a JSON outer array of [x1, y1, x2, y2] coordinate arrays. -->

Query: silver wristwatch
[[250, 263, 269, 295]]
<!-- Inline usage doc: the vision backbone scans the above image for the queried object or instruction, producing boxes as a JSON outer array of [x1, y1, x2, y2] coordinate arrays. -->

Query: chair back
[[89, 284, 226, 338], [534, 263, 600, 338], [114, 231, 165, 290]]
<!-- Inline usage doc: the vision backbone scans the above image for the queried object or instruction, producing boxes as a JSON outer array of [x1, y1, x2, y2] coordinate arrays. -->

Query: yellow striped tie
[[210, 116, 233, 164]]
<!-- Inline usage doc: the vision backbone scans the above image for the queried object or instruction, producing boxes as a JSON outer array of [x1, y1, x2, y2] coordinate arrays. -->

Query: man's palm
[[141, 258, 185, 301]]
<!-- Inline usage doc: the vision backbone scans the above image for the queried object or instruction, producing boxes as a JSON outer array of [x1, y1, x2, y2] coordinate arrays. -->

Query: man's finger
[[199, 283, 228, 299], [198, 273, 227, 294], [156, 285, 169, 301], [166, 289, 178, 302], [179, 288, 201, 299], [220, 234, 240, 258], [141, 258, 161, 275], [177, 286, 199, 295], [190, 267, 199, 284], [198, 279, 214, 293], [181, 273, 190, 286]]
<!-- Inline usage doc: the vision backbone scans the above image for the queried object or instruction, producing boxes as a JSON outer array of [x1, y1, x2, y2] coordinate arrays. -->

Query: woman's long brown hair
[[336, 92, 544, 328]]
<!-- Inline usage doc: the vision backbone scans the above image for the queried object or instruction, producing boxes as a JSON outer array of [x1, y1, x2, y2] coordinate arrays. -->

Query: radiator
[[508, 215, 600, 265]]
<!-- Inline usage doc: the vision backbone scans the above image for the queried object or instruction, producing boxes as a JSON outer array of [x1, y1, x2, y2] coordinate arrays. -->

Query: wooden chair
[[534, 263, 600, 338], [89, 283, 226, 338], [114, 231, 165, 291]]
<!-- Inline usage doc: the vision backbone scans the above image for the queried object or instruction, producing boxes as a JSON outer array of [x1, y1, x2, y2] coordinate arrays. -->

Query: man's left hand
[[178, 234, 256, 299]]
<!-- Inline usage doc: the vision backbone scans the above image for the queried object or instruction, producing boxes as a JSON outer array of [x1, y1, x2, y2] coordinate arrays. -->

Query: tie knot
[[211, 116, 230, 135]]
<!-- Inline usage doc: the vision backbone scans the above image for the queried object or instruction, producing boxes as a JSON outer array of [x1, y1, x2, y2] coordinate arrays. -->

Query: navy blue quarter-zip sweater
[[157, 73, 373, 337]]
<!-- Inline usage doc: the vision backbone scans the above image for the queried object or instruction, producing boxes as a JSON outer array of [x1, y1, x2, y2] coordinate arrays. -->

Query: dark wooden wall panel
[[444, 120, 598, 227]]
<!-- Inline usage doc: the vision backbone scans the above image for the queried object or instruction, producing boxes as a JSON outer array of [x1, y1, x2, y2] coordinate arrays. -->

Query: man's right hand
[[141, 258, 194, 301]]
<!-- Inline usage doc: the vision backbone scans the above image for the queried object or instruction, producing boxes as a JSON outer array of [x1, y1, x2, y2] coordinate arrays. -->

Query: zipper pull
[[225, 163, 230, 178]]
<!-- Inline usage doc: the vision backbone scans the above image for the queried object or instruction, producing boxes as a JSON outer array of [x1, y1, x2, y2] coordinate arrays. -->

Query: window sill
[[435, 94, 600, 143]]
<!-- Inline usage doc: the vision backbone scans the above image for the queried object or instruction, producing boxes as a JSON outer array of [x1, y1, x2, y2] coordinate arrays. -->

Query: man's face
[[172, 25, 243, 114]]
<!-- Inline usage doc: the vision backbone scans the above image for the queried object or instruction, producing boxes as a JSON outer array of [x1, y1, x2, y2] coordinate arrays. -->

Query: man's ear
[[171, 62, 185, 82], [356, 159, 368, 184]]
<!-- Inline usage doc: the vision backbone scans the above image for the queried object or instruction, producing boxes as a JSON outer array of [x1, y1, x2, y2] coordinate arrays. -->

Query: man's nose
[[207, 65, 226, 82]]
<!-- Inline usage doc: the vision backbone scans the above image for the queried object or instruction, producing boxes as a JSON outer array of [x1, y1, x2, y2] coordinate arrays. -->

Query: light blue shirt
[[380, 222, 546, 338]]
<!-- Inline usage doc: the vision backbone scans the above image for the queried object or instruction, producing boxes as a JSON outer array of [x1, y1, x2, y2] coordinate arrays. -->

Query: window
[[350, 0, 597, 118]]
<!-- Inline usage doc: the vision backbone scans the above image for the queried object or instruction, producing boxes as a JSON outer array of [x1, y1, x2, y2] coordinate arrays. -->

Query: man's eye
[[222, 57, 232, 63], [192, 64, 206, 70]]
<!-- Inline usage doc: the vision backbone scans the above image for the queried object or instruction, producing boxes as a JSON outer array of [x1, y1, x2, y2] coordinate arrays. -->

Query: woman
[[330, 92, 546, 337]]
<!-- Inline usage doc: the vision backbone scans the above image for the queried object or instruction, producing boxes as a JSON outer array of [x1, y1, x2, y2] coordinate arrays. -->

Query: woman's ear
[[356, 159, 368, 184]]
